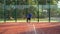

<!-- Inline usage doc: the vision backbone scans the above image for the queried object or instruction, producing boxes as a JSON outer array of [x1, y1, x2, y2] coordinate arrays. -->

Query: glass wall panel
[[50, 5, 57, 22], [29, 5, 38, 22], [0, 0, 4, 22], [17, 5, 27, 22], [5, 5, 17, 22], [39, 5, 49, 22]]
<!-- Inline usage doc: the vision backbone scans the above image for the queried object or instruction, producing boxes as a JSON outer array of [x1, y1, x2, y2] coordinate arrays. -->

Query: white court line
[[27, 23, 45, 34], [27, 24, 37, 34], [32, 24, 37, 34], [33, 24, 45, 34]]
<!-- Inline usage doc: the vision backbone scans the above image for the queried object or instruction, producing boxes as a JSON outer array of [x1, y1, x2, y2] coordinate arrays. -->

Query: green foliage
[[28, 0, 38, 5], [38, 0, 57, 5], [0, 0, 60, 20]]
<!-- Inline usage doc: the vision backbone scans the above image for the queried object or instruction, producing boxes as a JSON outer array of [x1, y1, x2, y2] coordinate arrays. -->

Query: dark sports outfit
[[27, 13, 32, 22]]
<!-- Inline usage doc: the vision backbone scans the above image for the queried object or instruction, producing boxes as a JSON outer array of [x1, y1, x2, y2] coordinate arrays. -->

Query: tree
[[38, 0, 57, 5]]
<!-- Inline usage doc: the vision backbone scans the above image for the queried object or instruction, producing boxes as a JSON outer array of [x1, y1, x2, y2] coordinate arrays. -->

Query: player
[[27, 13, 32, 23]]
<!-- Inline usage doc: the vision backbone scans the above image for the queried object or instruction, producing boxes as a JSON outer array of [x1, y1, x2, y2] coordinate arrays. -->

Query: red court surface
[[0, 22, 60, 34]]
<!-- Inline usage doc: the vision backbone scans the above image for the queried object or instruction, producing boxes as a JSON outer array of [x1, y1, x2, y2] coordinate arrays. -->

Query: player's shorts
[[27, 18, 31, 20]]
